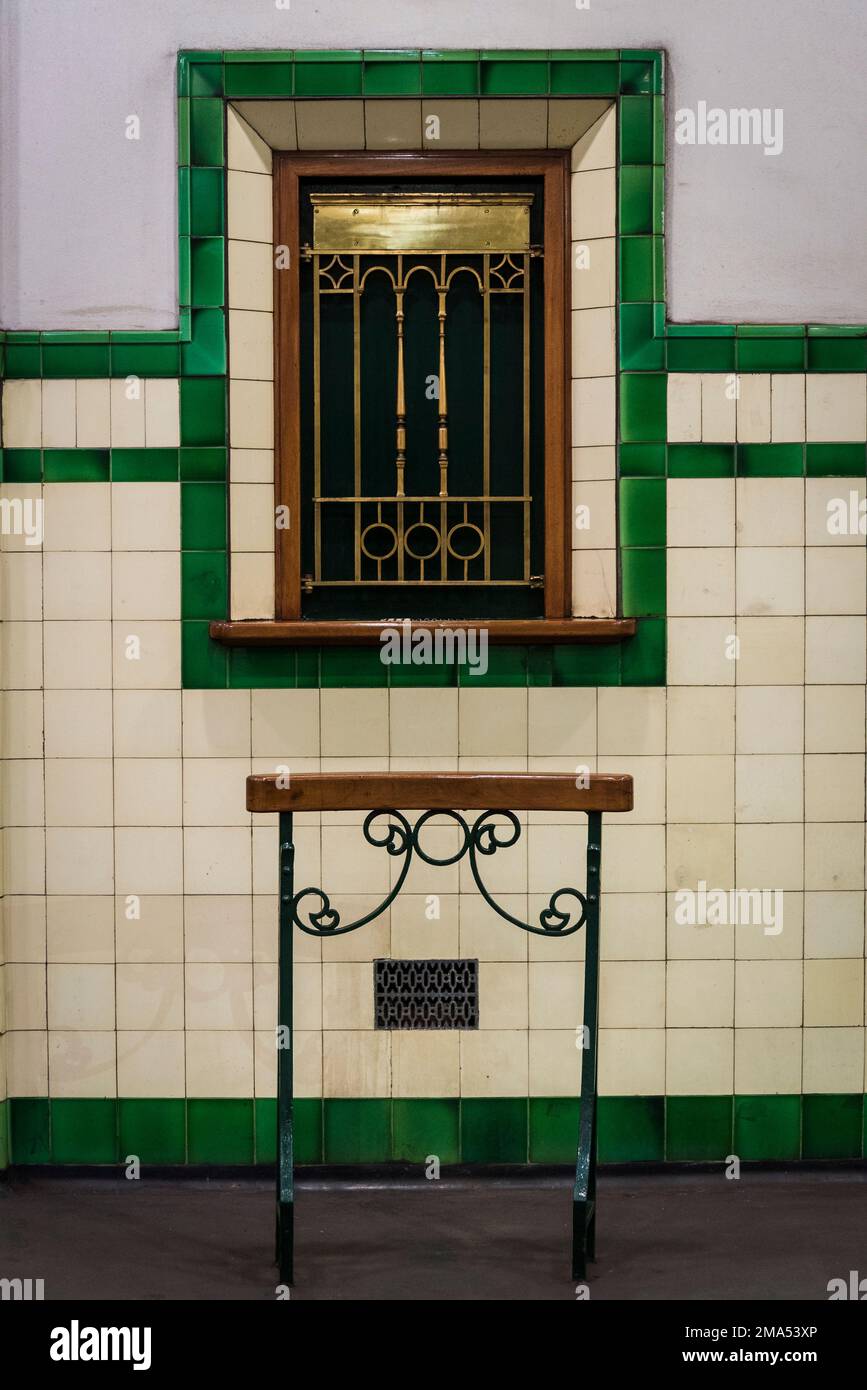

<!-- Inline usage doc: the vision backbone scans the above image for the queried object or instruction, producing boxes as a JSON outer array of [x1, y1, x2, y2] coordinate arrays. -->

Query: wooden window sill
[[209, 618, 636, 646]]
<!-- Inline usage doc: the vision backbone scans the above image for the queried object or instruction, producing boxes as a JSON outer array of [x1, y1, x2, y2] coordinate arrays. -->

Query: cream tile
[[570, 238, 615, 310], [6, 1032, 49, 1095], [459, 687, 526, 757], [802, 1027, 864, 1092], [43, 553, 110, 621], [459, 893, 528, 963], [570, 168, 616, 241], [700, 373, 737, 443], [117, 1032, 185, 1098], [111, 621, 181, 690], [571, 307, 615, 377], [1, 759, 43, 826], [735, 754, 803, 822], [2, 621, 43, 689], [44, 621, 112, 688], [43, 483, 111, 550], [571, 375, 616, 446], [806, 478, 865, 546], [227, 105, 273, 173], [736, 548, 804, 616], [603, 825, 665, 893], [549, 98, 610, 150], [667, 687, 735, 754], [527, 688, 595, 756], [115, 827, 183, 894], [601, 892, 666, 960], [806, 374, 867, 442], [114, 758, 183, 826], [44, 689, 112, 757], [667, 618, 737, 685], [49, 1032, 117, 1097], [45, 758, 113, 827], [116, 963, 184, 1030], [41, 379, 76, 448], [572, 445, 615, 481], [185, 895, 252, 964], [666, 478, 735, 548], [110, 378, 146, 448], [228, 239, 272, 312], [392, 1030, 460, 1097], [295, 100, 364, 150], [573, 480, 615, 549], [322, 1030, 390, 1097], [46, 896, 113, 963], [229, 309, 273, 381], [667, 373, 702, 442], [183, 758, 249, 827], [667, 960, 734, 1027], [421, 99, 479, 149], [737, 477, 804, 547], [111, 483, 179, 551], [321, 687, 388, 757], [569, 103, 616, 169], [571, 549, 617, 617], [668, 549, 735, 617], [185, 962, 253, 1030], [2, 379, 42, 446], [736, 686, 804, 753], [479, 99, 547, 148], [527, 960, 582, 1029], [113, 690, 181, 757], [804, 958, 863, 1027], [75, 378, 111, 448], [112, 552, 180, 621], [6, 964, 47, 1029], [229, 483, 274, 551], [735, 617, 804, 685], [183, 827, 251, 895], [364, 99, 422, 148], [805, 616, 867, 684], [46, 828, 112, 894], [227, 170, 273, 243], [600, 960, 665, 1028], [529, 1031, 583, 1095], [251, 689, 319, 759], [230, 448, 274, 483], [770, 373, 805, 443], [598, 1029, 665, 1095], [736, 374, 771, 443], [389, 687, 457, 757], [185, 1031, 253, 1097], [183, 689, 251, 757], [667, 755, 734, 823], [666, 1029, 733, 1094], [115, 896, 183, 964], [804, 686, 865, 753], [229, 381, 273, 451], [598, 687, 666, 755], [2, 689, 44, 758], [805, 547, 866, 615], [804, 822, 864, 890], [144, 379, 180, 448], [1, 553, 42, 621], [478, 962, 528, 1029], [459, 1029, 527, 1097], [734, 1027, 801, 1092], [736, 823, 803, 891]]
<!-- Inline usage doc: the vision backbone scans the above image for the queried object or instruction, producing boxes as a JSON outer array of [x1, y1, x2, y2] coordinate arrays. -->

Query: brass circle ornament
[[446, 521, 485, 561], [403, 521, 442, 561], [360, 521, 398, 561]]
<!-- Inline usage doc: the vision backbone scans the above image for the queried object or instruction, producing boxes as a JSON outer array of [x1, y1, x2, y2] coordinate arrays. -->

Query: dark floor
[[1, 1168, 865, 1300]]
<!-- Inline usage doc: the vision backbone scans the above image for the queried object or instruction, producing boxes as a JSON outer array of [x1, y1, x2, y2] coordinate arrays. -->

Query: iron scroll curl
[[290, 808, 588, 938]]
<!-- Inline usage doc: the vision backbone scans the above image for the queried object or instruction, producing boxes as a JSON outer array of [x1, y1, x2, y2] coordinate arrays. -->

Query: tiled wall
[[1, 50, 866, 1167]]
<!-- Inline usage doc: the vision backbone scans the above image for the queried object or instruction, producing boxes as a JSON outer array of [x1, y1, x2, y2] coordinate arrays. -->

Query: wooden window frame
[[212, 150, 635, 646]]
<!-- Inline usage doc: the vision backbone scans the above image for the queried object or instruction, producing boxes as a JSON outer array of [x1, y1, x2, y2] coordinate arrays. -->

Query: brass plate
[[310, 192, 533, 252]]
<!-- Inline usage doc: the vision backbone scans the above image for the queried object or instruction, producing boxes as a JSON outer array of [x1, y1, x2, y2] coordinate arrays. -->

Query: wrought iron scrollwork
[[290, 808, 588, 938]]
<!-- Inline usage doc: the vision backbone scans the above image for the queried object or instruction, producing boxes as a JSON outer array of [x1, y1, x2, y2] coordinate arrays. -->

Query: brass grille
[[302, 191, 539, 589]]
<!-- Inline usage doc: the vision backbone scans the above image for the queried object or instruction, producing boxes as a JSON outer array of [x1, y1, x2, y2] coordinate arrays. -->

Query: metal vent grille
[[374, 959, 479, 1030]]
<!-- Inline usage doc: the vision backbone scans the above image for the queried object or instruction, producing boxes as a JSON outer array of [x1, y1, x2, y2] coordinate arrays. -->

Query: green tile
[[182, 550, 227, 618], [189, 62, 224, 98], [181, 307, 227, 375], [51, 1099, 118, 1164], [734, 1095, 801, 1160], [190, 237, 225, 307], [9, 1098, 51, 1164], [619, 236, 655, 302], [620, 617, 665, 685], [458, 645, 527, 687], [190, 98, 224, 166], [178, 166, 190, 235], [319, 647, 388, 687], [805, 443, 866, 478], [619, 58, 661, 95], [364, 59, 422, 96], [254, 1098, 277, 1164], [179, 236, 191, 306], [43, 449, 110, 482], [182, 480, 226, 544], [229, 646, 297, 688], [619, 477, 666, 546], [0, 1101, 7, 1171], [323, 1099, 391, 1162], [526, 645, 554, 686], [652, 166, 664, 234], [622, 548, 665, 617], [295, 1099, 324, 1164], [619, 96, 654, 164], [111, 448, 179, 482], [187, 1098, 254, 1164], [619, 443, 666, 476], [620, 372, 666, 442], [422, 60, 479, 96], [295, 649, 320, 687], [182, 620, 228, 688], [666, 337, 736, 373], [180, 446, 227, 481], [180, 377, 226, 446], [42, 343, 110, 377], [223, 63, 294, 98], [110, 342, 180, 377], [807, 338, 867, 372], [294, 61, 362, 97], [177, 96, 190, 164], [119, 1099, 186, 1165], [667, 322, 735, 338], [480, 59, 547, 96], [802, 1094, 863, 1160], [736, 338, 805, 372], [393, 1099, 460, 1164], [3, 343, 42, 376], [598, 1096, 664, 1162], [224, 49, 294, 63], [460, 1098, 527, 1162], [388, 657, 457, 687], [190, 168, 225, 236], [619, 303, 665, 370], [3, 449, 42, 483], [529, 1097, 580, 1163], [666, 1096, 733, 1160], [619, 165, 653, 235], [550, 60, 618, 95], [737, 323, 805, 337], [667, 443, 735, 478], [736, 444, 804, 477], [552, 641, 620, 686]]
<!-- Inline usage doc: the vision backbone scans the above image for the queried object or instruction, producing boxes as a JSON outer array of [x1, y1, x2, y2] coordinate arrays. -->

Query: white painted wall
[[1, 0, 864, 331]]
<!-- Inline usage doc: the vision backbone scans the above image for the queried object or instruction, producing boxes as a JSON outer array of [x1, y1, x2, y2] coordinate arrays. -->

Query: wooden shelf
[[210, 617, 636, 647], [247, 771, 634, 813]]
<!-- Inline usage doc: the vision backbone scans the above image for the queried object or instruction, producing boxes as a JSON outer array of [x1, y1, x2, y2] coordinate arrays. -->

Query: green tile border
[[2, 49, 864, 692], [8, 1095, 866, 1167]]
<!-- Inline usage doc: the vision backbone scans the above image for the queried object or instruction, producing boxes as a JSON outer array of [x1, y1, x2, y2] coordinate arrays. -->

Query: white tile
[[736, 375, 771, 443], [41, 380, 76, 448], [666, 373, 701, 442], [110, 378, 146, 448], [771, 373, 805, 442], [700, 373, 736, 443], [76, 379, 111, 448], [2, 380, 42, 446], [144, 379, 180, 448], [806, 373, 867, 442]]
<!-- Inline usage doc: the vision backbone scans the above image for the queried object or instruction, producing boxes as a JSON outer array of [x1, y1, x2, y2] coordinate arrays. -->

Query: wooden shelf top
[[247, 772, 633, 814]]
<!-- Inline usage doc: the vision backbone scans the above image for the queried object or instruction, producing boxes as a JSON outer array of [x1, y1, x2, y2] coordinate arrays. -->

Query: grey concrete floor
[[1, 1169, 865, 1301]]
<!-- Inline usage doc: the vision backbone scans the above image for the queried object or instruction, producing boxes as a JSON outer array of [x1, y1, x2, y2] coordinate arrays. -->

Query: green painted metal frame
[[275, 805, 603, 1284]]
